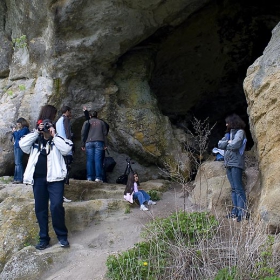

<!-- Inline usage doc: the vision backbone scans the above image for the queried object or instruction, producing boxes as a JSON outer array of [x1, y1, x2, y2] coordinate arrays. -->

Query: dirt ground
[[42, 184, 194, 280]]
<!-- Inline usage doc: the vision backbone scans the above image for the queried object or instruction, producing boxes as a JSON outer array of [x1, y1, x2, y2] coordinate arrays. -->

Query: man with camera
[[19, 119, 73, 250]]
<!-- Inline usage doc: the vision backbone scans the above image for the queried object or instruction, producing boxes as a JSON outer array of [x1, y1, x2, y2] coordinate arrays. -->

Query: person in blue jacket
[[218, 114, 247, 222], [11, 118, 29, 183]]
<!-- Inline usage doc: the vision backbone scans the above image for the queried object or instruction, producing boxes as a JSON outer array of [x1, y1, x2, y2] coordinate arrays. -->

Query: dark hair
[[124, 171, 139, 195], [91, 111, 98, 118], [225, 114, 246, 132], [38, 105, 57, 122], [16, 117, 29, 128], [61, 105, 71, 114]]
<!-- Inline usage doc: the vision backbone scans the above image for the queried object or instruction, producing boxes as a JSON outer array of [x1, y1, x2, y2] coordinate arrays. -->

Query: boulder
[[244, 22, 280, 232], [190, 156, 260, 217]]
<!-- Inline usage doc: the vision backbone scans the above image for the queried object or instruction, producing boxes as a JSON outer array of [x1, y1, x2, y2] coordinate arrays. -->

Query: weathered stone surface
[[0, 33, 12, 78], [0, 0, 207, 180], [190, 156, 260, 216], [0, 178, 169, 276], [0, 246, 65, 280], [244, 22, 280, 232]]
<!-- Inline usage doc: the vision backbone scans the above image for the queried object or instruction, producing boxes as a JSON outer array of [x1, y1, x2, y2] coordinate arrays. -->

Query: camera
[[38, 120, 53, 132]]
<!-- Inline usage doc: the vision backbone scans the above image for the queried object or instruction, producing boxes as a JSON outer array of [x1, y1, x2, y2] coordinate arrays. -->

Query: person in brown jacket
[[81, 110, 108, 182]]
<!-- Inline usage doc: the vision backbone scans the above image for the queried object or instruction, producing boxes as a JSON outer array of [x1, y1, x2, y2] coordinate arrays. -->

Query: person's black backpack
[[103, 150, 116, 172], [116, 158, 134, 185]]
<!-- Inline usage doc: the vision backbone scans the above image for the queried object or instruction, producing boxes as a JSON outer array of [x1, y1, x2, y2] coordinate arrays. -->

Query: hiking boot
[[63, 196, 72, 203], [140, 205, 149, 211], [59, 239, 70, 248], [35, 241, 50, 250], [148, 200, 156, 205]]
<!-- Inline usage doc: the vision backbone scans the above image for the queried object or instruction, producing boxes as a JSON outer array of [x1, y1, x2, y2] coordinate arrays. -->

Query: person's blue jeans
[[226, 167, 247, 218], [33, 178, 68, 243], [133, 190, 150, 205], [86, 141, 104, 180], [14, 146, 24, 182]]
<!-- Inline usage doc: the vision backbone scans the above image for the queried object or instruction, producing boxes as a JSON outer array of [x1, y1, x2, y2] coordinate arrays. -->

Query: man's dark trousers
[[33, 177, 68, 243]]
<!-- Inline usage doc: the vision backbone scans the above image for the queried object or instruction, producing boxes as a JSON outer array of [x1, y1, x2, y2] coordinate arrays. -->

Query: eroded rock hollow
[[0, 0, 280, 227]]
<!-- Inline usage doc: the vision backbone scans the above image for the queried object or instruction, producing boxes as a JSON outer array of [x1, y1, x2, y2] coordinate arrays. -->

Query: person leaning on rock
[[218, 113, 247, 222], [19, 118, 73, 250]]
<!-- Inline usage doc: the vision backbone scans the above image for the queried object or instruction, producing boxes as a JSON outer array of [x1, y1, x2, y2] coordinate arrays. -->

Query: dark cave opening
[[140, 0, 280, 153]]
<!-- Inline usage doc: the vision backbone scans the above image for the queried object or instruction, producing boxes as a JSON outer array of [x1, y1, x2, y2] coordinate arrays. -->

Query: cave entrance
[[140, 0, 280, 151]]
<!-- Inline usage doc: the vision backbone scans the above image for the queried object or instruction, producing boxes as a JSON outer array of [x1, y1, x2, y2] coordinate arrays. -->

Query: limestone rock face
[[0, 0, 208, 179], [244, 23, 280, 232], [0, 179, 168, 278], [190, 157, 260, 216]]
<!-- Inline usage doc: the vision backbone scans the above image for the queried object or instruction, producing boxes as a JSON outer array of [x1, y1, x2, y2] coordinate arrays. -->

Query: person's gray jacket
[[218, 129, 246, 170], [81, 117, 107, 147]]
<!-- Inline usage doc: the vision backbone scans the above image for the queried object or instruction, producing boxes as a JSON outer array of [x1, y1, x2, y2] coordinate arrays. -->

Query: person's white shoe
[[140, 205, 149, 211], [95, 179, 103, 183], [63, 196, 72, 203], [148, 200, 156, 205]]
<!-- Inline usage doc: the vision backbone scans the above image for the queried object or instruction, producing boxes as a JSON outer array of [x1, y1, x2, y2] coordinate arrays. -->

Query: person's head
[[225, 114, 246, 132], [16, 117, 29, 129], [38, 105, 57, 122], [133, 172, 139, 183], [91, 111, 98, 118], [61, 105, 72, 118]]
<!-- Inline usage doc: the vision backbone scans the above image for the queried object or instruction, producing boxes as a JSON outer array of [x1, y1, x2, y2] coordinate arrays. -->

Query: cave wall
[[244, 22, 280, 232], [0, 0, 205, 179], [149, 0, 280, 148], [1, 0, 280, 229]]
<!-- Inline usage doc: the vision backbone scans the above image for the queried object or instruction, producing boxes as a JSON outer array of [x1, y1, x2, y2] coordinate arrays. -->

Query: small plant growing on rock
[[18, 84, 26, 91], [12, 35, 27, 50], [6, 90, 13, 96]]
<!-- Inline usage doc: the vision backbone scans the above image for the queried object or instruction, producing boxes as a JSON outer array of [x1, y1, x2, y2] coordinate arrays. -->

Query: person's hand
[[49, 126, 56, 137], [104, 146, 107, 150], [81, 147, 85, 151], [228, 140, 232, 144], [12, 127, 16, 132], [37, 123, 44, 133], [83, 106, 87, 111]]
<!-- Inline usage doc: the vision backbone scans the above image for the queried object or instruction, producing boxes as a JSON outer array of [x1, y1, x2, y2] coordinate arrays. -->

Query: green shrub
[[106, 241, 166, 280], [147, 190, 160, 201], [214, 267, 238, 280], [106, 211, 218, 279], [143, 211, 218, 244]]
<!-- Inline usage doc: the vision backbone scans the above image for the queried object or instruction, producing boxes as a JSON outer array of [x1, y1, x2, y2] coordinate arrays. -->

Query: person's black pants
[[33, 177, 68, 243]]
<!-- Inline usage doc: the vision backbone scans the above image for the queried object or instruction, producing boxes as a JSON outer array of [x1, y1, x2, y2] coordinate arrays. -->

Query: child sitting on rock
[[124, 171, 156, 211]]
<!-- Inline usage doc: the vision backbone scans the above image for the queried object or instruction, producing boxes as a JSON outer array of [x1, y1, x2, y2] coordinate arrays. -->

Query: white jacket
[[19, 131, 73, 185]]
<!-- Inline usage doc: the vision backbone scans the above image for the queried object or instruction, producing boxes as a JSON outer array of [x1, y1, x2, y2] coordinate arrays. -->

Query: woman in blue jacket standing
[[12, 118, 29, 183], [218, 114, 247, 222]]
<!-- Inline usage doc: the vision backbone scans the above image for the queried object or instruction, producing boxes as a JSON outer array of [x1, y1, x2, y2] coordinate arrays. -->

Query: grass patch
[[106, 211, 280, 279]]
